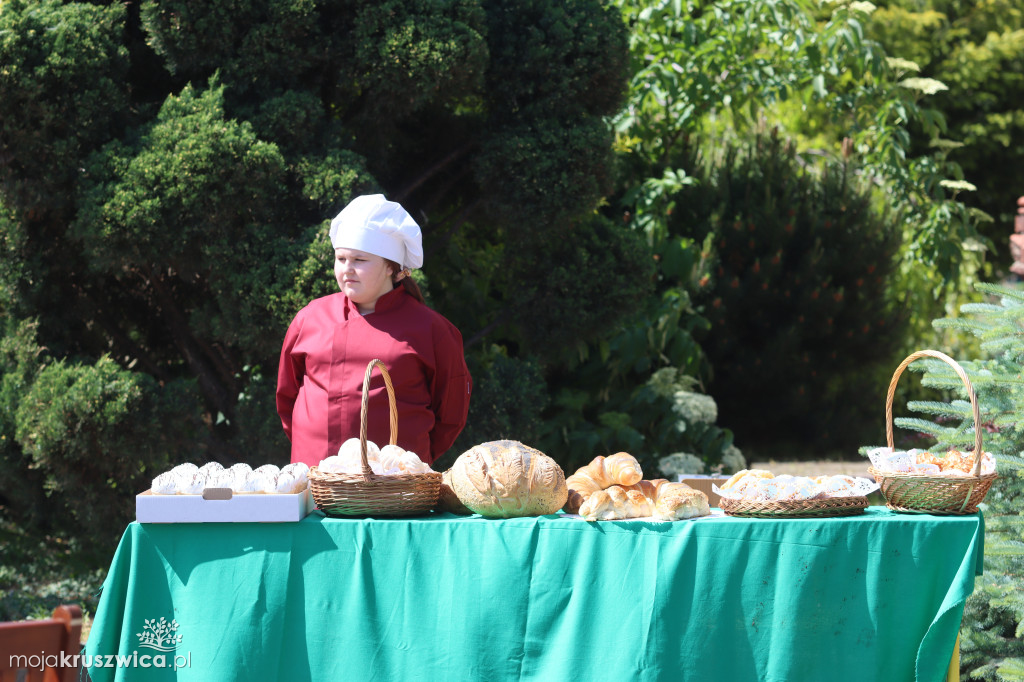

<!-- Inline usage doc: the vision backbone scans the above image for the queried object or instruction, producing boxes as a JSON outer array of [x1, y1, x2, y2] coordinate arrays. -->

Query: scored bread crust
[[449, 440, 568, 518]]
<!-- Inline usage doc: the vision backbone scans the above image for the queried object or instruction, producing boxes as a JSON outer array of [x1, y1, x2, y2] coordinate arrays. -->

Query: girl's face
[[334, 248, 396, 313]]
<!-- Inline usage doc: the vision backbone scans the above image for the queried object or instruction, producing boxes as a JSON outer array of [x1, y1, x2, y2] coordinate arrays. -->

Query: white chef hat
[[329, 194, 424, 270]]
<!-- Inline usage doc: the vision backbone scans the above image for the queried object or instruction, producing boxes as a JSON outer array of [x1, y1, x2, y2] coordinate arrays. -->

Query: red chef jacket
[[276, 287, 472, 467]]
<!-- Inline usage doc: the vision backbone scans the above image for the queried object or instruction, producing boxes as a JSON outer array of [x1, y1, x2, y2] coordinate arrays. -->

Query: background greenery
[[1, 0, 1022, 677]]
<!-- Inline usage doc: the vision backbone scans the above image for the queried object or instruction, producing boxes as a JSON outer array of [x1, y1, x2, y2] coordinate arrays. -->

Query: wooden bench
[[0, 604, 82, 682]]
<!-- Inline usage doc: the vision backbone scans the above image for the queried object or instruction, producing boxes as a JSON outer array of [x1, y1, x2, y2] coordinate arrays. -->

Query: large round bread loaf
[[449, 440, 568, 518], [436, 468, 472, 515]]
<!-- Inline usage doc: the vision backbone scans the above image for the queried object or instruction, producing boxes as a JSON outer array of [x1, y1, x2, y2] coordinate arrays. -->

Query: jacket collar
[[342, 286, 406, 318]]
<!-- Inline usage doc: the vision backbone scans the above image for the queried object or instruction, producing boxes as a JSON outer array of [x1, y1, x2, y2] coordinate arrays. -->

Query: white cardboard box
[[136, 487, 315, 523]]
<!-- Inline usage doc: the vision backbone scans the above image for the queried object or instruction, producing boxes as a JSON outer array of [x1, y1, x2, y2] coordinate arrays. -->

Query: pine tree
[[885, 281, 1024, 680], [672, 131, 907, 452]]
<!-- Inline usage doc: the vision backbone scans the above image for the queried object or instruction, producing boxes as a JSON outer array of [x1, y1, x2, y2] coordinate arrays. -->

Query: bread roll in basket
[[308, 359, 441, 517]]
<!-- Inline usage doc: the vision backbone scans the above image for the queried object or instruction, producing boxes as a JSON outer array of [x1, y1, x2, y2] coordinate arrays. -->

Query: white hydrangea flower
[[658, 452, 705, 477], [720, 445, 746, 474], [672, 391, 718, 425], [647, 367, 699, 399]]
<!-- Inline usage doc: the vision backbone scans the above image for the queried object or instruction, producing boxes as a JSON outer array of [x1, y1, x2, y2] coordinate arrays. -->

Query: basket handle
[[885, 349, 983, 477], [359, 359, 398, 480]]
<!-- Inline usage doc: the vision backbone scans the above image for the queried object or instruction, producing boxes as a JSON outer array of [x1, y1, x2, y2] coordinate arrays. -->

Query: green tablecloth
[[85, 507, 984, 682]]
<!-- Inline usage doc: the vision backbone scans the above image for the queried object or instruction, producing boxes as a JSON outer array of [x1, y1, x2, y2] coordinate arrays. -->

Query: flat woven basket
[[868, 349, 997, 515], [720, 495, 869, 519], [308, 359, 441, 517]]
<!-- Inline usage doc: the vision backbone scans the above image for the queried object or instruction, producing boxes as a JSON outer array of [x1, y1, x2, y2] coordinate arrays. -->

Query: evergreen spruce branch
[[976, 325, 1024, 340], [906, 399, 972, 419], [975, 281, 1024, 303], [977, 333, 1023, 351], [984, 516, 1024, 535], [908, 359, 968, 383], [995, 656, 1024, 678], [969, 369, 1024, 387], [992, 455, 1024, 472], [962, 657, 995, 680], [988, 590, 1024, 620], [959, 303, 1012, 316], [893, 416, 957, 440], [988, 589, 1024, 636], [981, 539, 1024, 558], [980, 336, 1024, 356], [919, 375, 975, 393], [992, 413, 1024, 428], [988, 514, 1024, 534], [933, 317, 995, 336]]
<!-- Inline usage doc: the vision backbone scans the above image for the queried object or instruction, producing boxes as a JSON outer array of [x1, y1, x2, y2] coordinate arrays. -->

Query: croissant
[[579, 479, 710, 521], [564, 452, 644, 514], [578, 485, 653, 521]]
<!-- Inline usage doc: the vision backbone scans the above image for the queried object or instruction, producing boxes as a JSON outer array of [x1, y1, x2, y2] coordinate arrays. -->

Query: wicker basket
[[719, 496, 869, 519], [308, 359, 441, 517], [868, 349, 997, 515]]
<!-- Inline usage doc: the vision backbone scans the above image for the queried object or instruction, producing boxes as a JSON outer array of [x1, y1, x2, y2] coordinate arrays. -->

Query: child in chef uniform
[[276, 194, 472, 468]]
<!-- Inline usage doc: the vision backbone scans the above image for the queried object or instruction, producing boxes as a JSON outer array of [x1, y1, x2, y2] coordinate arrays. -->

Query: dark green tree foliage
[[672, 132, 906, 450], [0, 0, 129, 215], [878, 282, 1024, 681], [0, 0, 639, 546]]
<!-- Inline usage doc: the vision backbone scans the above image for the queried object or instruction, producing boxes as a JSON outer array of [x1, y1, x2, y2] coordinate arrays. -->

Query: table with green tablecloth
[[84, 507, 983, 682]]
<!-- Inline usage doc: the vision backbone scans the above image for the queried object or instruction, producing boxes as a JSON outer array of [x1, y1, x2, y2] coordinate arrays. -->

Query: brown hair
[[385, 258, 425, 304]]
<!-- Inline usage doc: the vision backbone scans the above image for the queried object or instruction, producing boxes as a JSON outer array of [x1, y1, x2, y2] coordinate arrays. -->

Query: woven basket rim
[[309, 359, 441, 517], [720, 495, 868, 518], [309, 466, 442, 483], [867, 466, 997, 483], [720, 495, 869, 509]]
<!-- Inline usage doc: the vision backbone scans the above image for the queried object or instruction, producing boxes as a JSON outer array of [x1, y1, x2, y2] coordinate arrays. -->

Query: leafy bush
[[536, 287, 741, 478], [865, 0, 1024, 264], [0, 516, 104, 623], [1, 318, 203, 553], [437, 348, 550, 471]]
